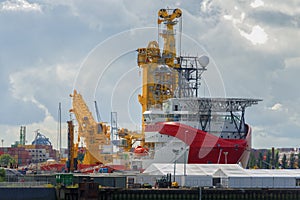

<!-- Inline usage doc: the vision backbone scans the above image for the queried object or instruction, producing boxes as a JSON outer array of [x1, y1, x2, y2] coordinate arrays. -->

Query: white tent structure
[[223, 169, 300, 188], [138, 163, 243, 187], [137, 163, 300, 188]]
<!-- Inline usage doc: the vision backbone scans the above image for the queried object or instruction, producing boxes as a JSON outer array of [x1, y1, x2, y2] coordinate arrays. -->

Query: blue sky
[[0, 0, 300, 149]]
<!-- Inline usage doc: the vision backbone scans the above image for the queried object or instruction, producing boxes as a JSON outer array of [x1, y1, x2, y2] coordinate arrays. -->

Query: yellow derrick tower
[[70, 90, 112, 165], [137, 8, 182, 145]]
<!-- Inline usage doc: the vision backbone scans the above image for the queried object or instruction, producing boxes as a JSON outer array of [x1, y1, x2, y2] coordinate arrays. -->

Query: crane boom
[[70, 90, 112, 165], [94, 100, 101, 122]]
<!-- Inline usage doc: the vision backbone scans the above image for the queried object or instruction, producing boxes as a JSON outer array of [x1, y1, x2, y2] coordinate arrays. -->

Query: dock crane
[[69, 90, 112, 166]]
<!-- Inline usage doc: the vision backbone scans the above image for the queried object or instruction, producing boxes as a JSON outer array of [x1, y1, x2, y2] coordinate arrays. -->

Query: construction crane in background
[[137, 8, 182, 147], [69, 90, 112, 166]]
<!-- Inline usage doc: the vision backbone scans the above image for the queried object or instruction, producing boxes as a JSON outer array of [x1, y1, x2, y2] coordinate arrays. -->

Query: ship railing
[[0, 181, 50, 187]]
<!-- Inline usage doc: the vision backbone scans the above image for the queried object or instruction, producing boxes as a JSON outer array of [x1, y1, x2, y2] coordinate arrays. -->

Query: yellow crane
[[137, 8, 182, 146], [117, 128, 144, 152], [69, 90, 112, 165]]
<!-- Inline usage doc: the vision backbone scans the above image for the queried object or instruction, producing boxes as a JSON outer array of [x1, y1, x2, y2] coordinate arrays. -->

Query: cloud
[[251, 0, 264, 8], [252, 125, 299, 148], [239, 25, 268, 45], [0, 0, 41, 12], [0, 115, 68, 149], [270, 103, 283, 111], [9, 62, 77, 121]]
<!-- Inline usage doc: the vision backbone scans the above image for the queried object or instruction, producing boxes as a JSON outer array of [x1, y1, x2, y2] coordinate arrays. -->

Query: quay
[[1, 186, 300, 200]]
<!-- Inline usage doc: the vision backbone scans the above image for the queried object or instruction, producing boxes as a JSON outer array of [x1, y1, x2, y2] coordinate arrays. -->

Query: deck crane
[[137, 8, 182, 147], [69, 90, 112, 165], [117, 128, 145, 153]]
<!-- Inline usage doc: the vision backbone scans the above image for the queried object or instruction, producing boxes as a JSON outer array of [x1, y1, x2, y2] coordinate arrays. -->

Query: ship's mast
[[137, 8, 182, 146], [137, 8, 182, 110], [137, 8, 210, 146]]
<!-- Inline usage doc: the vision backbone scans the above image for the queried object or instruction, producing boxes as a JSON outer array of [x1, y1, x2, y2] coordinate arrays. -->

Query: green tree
[[258, 152, 264, 169], [265, 150, 271, 169], [275, 151, 279, 169], [281, 153, 287, 169], [247, 152, 256, 168], [0, 154, 16, 167], [0, 168, 5, 182], [297, 152, 300, 169], [289, 153, 295, 169]]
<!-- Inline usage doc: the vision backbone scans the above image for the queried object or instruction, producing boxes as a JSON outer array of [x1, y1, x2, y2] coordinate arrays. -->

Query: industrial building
[[138, 164, 300, 188], [0, 128, 58, 167]]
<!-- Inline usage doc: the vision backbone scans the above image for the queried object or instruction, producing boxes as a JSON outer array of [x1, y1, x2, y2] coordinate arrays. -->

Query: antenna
[[58, 102, 62, 159], [111, 112, 118, 140]]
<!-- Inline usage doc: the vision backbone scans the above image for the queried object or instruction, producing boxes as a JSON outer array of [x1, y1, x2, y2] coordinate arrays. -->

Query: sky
[[0, 0, 300, 149]]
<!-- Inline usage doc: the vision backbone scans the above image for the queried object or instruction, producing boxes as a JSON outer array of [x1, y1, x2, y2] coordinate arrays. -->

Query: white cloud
[[284, 57, 300, 69], [239, 25, 268, 45], [9, 63, 76, 101], [5, 63, 77, 147], [0, 0, 41, 12], [270, 103, 282, 111], [222, 4, 268, 45], [0, 115, 67, 149], [251, 0, 264, 8], [252, 126, 298, 148]]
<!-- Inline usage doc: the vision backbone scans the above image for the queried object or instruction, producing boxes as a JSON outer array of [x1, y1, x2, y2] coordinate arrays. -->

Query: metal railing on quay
[[0, 181, 50, 187]]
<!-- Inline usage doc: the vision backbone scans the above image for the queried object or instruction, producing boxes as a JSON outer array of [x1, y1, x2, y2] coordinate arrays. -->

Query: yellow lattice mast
[[137, 8, 182, 146], [70, 90, 112, 165]]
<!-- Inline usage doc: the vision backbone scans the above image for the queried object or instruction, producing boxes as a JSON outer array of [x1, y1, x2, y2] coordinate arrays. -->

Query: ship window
[[296, 179, 300, 186], [167, 114, 174, 118], [144, 114, 150, 119], [174, 105, 178, 111]]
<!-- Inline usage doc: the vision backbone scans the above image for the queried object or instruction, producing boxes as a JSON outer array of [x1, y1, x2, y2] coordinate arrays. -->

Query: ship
[[58, 8, 261, 173], [132, 8, 261, 169], [140, 98, 260, 168]]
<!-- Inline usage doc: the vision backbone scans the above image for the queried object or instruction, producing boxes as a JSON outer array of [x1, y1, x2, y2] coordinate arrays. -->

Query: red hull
[[149, 122, 251, 167]]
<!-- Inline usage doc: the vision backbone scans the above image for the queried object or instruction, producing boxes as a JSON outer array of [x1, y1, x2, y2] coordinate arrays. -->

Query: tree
[[247, 152, 257, 169], [258, 152, 264, 169], [0, 168, 5, 182], [289, 153, 295, 169], [265, 150, 271, 169], [297, 152, 300, 169], [0, 154, 16, 167], [275, 151, 279, 169], [281, 154, 287, 169]]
